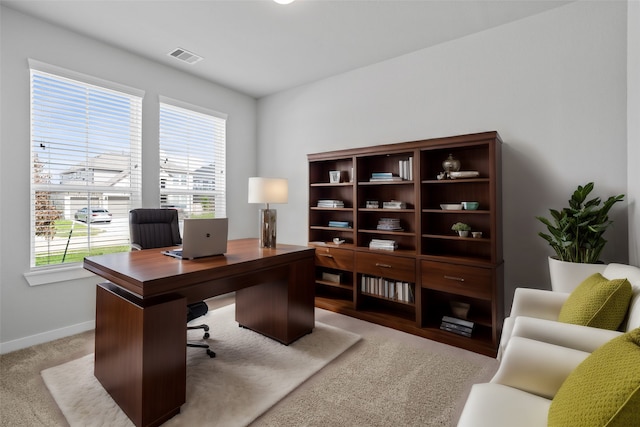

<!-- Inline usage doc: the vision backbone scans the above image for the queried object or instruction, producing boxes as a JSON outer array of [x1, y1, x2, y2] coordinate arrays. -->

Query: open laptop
[[162, 218, 228, 260]]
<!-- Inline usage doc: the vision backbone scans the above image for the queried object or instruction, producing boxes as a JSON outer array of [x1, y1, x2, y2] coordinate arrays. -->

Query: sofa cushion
[[458, 383, 551, 427], [603, 263, 640, 331], [558, 273, 632, 330], [547, 328, 640, 427]]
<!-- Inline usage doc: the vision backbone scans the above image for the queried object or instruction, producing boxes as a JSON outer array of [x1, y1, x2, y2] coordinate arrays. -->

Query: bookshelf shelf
[[308, 131, 503, 357]]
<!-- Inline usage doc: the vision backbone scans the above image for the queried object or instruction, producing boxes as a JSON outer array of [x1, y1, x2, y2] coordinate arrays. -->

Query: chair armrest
[[511, 316, 623, 353], [509, 287, 570, 320], [491, 336, 590, 399]]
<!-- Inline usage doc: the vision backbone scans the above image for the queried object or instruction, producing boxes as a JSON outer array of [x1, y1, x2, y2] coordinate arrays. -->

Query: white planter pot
[[548, 256, 607, 293]]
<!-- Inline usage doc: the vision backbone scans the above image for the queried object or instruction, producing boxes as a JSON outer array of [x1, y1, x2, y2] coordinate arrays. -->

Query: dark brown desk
[[84, 238, 315, 427]]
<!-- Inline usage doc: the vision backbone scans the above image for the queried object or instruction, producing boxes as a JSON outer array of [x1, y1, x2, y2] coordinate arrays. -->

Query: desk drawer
[[315, 247, 354, 271], [421, 261, 492, 300], [356, 252, 415, 282]]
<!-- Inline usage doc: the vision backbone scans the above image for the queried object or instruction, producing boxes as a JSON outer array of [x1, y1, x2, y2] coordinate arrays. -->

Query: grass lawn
[[36, 245, 131, 266], [54, 219, 101, 237]]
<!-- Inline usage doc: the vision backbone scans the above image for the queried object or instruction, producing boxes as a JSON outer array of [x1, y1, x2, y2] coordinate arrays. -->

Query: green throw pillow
[[558, 273, 632, 330], [548, 328, 640, 427]]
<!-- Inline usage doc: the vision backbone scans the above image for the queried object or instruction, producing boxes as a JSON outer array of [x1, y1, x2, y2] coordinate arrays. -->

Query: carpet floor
[[1, 294, 499, 426]]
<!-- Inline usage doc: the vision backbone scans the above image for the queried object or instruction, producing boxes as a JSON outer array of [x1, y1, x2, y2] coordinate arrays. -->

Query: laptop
[[162, 218, 228, 260]]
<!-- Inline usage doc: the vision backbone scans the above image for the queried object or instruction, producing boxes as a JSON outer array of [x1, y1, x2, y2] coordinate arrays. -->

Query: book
[[376, 218, 402, 231], [317, 199, 344, 208], [369, 239, 397, 251], [383, 200, 407, 209], [440, 324, 472, 337], [370, 172, 402, 182], [442, 315, 474, 329], [328, 220, 351, 228], [398, 157, 413, 181], [440, 321, 473, 334], [360, 275, 414, 303]]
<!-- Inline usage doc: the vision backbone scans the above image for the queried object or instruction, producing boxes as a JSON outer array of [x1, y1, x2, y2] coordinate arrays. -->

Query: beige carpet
[[252, 337, 483, 426], [2, 294, 498, 426], [41, 304, 361, 427]]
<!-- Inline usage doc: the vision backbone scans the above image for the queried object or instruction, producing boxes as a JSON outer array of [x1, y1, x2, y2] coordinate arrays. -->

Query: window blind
[[30, 64, 142, 268], [159, 99, 226, 220]]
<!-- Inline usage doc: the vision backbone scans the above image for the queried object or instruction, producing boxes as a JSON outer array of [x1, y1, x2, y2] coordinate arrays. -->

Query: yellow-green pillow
[[558, 273, 632, 330], [548, 328, 640, 427]]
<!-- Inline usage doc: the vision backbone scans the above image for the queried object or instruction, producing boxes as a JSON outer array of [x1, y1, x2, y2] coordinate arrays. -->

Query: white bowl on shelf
[[440, 203, 463, 210], [450, 171, 480, 179]]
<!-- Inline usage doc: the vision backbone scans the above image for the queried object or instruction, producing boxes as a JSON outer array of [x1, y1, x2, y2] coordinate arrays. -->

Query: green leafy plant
[[451, 222, 471, 232], [536, 182, 624, 263]]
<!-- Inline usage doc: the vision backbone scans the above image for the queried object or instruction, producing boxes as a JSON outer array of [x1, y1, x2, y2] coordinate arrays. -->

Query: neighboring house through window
[[159, 97, 227, 221], [29, 60, 143, 268]]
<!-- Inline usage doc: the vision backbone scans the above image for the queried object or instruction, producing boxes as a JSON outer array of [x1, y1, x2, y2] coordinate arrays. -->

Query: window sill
[[24, 264, 97, 286]]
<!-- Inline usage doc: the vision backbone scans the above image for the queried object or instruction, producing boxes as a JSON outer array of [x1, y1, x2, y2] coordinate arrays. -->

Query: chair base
[[187, 323, 215, 358]]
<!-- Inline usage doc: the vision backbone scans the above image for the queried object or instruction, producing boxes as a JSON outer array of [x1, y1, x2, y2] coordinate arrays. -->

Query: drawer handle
[[375, 263, 392, 268], [318, 253, 334, 258], [444, 275, 465, 282]]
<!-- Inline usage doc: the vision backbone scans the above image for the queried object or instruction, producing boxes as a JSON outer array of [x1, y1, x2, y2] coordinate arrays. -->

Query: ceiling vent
[[167, 48, 203, 65]]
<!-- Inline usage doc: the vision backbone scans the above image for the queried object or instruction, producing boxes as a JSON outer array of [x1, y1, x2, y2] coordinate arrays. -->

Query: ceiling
[[3, 0, 574, 98]]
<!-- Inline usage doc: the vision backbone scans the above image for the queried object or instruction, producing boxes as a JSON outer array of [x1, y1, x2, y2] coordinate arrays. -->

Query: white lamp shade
[[248, 177, 288, 204]]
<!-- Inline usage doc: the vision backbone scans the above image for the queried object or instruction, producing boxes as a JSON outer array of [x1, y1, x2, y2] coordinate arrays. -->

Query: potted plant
[[452, 222, 471, 237], [536, 182, 624, 291]]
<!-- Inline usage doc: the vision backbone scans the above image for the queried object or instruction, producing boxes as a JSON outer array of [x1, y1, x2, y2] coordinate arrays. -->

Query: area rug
[[41, 304, 361, 427]]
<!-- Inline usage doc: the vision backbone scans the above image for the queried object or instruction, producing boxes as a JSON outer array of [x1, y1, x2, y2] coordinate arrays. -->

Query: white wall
[[629, 0, 640, 267], [257, 0, 632, 313], [0, 7, 258, 352]]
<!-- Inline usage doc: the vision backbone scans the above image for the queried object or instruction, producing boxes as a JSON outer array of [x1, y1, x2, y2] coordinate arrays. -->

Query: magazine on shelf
[[317, 199, 344, 208], [376, 218, 402, 231], [442, 315, 474, 329], [369, 238, 397, 251], [328, 220, 351, 228], [383, 200, 406, 209]]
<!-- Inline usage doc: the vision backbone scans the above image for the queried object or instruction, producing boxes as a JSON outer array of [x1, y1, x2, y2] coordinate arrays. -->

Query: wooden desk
[[84, 238, 315, 427]]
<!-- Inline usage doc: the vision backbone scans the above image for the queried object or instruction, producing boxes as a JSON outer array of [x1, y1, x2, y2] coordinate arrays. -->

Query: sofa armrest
[[509, 287, 569, 320], [511, 316, 623, 353], [491, 336, 590, 399]]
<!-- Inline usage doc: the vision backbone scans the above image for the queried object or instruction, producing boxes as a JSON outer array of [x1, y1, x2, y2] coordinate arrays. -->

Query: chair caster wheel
[[207, 349, 216, 358], [203, 332, 210, 339], [203, 325, 210, 332]]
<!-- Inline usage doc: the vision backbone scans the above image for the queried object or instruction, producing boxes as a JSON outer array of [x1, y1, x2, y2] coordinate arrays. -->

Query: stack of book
[[440, 315, 474, 337], [382, 200, 406, 209], [398, 157, 413, 180], [369, 239, 397, 251], [361, 275, 414, 303], [328, 220, 351, 228], [369, 172, 403, 182], [365, 200, 380, 208], [376, 218, 402, 231], [317, 199, 344, 208]]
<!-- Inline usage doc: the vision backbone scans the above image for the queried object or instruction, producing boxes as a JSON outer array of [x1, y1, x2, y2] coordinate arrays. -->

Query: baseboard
[[0, 320, 95, 355]]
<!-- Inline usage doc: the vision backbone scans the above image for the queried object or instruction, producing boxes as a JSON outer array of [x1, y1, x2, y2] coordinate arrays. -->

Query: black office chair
[[129, 208, 216, 358]]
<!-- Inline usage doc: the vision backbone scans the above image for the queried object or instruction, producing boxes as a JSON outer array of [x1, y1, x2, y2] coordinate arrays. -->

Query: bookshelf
[[308, 131, 503, 357]]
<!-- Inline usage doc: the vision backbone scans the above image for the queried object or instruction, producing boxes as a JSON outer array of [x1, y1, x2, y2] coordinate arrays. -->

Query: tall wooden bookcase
[[308, 131, 503, 357]]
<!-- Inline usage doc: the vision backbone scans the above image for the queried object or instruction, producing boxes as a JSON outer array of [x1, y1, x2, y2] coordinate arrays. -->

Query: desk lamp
[[248, 177, 288, 248]]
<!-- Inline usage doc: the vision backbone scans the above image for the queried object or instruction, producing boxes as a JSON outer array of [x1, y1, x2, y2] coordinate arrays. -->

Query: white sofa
[[458, 336, 591, 427], [498, 263, 640, 358]]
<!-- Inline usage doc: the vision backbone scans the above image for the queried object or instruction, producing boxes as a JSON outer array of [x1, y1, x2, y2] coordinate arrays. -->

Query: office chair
[[129, 208, 216, 358]]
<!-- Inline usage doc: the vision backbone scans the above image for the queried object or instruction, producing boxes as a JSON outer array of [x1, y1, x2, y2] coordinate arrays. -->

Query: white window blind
[[30, 62, 142, 268], [159, 98, 226, 220]]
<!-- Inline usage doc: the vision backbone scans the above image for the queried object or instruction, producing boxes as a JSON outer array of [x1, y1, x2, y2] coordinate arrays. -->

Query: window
[[29, 60, 143, 268], [159, 97, 226, 220]]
